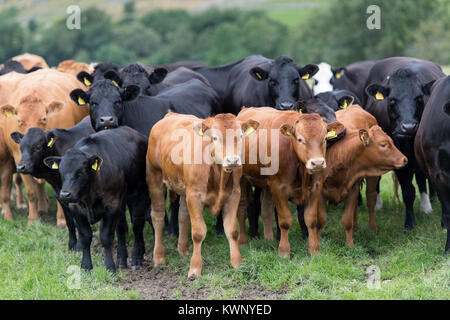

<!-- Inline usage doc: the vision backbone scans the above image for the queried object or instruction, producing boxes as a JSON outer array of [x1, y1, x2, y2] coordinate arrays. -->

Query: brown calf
[[11, 53, 49, 70], [237, 107, 345, 256], [147, 112, 259, 277]]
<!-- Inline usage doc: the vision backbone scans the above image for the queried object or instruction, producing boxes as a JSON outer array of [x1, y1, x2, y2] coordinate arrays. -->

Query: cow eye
[[269, 79, 277, 86], [213, 136, 218, 141], [297, 137, 303, 143], [293, 78, 299, 85], [90, 102, 97, 107], [380, 143, 387, 148], [416, 96, 424, 106], [389, 98, 396, 106]]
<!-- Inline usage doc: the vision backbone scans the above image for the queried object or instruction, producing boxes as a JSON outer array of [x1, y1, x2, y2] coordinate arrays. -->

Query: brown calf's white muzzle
[[306, 157, 326, 172], [223, 155, 242, 172]]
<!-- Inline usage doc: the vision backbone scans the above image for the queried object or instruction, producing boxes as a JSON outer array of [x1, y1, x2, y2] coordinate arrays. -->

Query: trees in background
[[0, 0, 448, 67]]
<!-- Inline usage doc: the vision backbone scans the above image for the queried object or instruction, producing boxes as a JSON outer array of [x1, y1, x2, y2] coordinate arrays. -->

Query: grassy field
[[0, 174, 448, 299]]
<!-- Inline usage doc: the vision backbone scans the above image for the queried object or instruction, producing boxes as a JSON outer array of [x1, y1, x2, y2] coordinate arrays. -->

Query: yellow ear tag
[[298, 108, 303, 114], [78, 96, 86, 105], [285, 130, 292, 136], [360, 133, 365, 143], [301, 73, 310, 80], [5, 111, 13, 117], [112, 80, 119, 87], [256, 73, 262, 80], [51, 162, 58, 169], [375, 92, 384, 100], [91, 159, 98, 171], [336, 73, 342, 79], [83, 77, 91, 86], [244, 126, 255, 135], [327, 130, 337, 139], [47, 137, 54, 148], [341, 100, 348, 109], [199, 128, 204, 136]]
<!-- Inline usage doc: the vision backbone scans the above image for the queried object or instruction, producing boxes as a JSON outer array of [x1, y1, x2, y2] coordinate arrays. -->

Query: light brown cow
[[236, 107, 345, 256], [323, 105, 407, 245], [11, 53, 49, 70], [0, 69, 89, 224], [56, 60, 93, 77], [147, 112, 259, 277]]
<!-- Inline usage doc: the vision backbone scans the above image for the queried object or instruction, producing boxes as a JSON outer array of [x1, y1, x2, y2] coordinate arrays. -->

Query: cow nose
[[16, 164, 25, 173], [59, 191, 72, 201], [99, 116, 114, 125], [400, 121, 418, 135], [280, 102, 294, 110], [402, 157, 408, 166], [306, 157, 326, 171], [223, 155, 241, 168]]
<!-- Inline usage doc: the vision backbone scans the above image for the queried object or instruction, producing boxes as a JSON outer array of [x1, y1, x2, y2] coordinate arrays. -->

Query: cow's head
[[330, 67, 347, 88], [1, 96, 64, 132], [76, 62, 120, 87], [194, 114, 259, 172], [300, 99, 337, 123], [44, 149, 103, 203], [249, 56, 318, 111], [316, 90, 358, 112], [312, 62, 334, 95], [280, 113, 345, 173], [70, 80, 140, 131], [11, 127, 57, 174], [104, 64, 168, 96], [366, 68, 435, 138], [358, 125, 408, 175]]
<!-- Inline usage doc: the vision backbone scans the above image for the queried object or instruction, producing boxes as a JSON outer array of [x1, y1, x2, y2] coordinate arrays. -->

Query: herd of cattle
[[0, 53, 448, 278]]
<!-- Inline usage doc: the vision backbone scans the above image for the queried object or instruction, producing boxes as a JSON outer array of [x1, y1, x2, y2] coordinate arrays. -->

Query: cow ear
[[120, 85, 140, 101], [332, 67, 345, 79], [70, 89, 90, 106], [46, 132, 56, 148], [242, 120, 260, 136], [337, 95, 354, 109], [104, 70, 122, 87], [421, 80, 436, 96], [280, 124, 295, 137], [366, 83, 389, 101], [443, 102, 450, 117], [89, 155, 103, 172], [76, 71, 94, 87], [1, 104, 16, 118], [298, 64, 319, 80], [359, 129, 370, 146], [46, 101, 64, 115], [249, 67, 269, 81], [326, 121, 345, 140], [10, 131, 24, 144], [296, 100, 307, 114], [194, 121, 210, 137], [43, 156, 62, 170], [148, 68, 168, 84]]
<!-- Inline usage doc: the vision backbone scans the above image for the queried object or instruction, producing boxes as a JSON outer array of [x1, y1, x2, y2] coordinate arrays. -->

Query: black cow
[[193, 55, 318, 114], [0, 59, 41, 75], [315, 89, 361, 112], [415, 76, 450, 254], [11, 117, 94, 251], [44, 126, 149, 272], [76, 62, 121, 86], [331, 59, 378, 104], [364, 57, 445, 229]]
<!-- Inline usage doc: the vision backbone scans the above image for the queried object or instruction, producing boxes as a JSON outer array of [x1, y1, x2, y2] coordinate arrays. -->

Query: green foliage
[[140, 9, 190, 41], [0, 8, 26, 62]]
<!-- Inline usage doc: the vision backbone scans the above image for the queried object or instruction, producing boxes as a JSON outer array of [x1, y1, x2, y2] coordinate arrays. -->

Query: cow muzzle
[[16, 163, 31, 174], [223, 155, 242, 172], [59, 190, 77, 203], [396, 121, 418, 138], [277, 102, 295, 110], [97, 116, 118, 130], [306, 157, 326, 172]]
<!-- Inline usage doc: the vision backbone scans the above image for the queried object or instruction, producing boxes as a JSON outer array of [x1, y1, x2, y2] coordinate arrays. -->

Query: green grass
[[0, 174, 448, 299], [266, 8, 317, 28]]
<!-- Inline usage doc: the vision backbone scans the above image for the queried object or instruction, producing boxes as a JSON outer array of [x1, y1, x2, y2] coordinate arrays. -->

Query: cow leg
[[392, 171, 401, 205], [342, 184, 359, 246], [375, 178, 383, 211], [366, 176, 378, 233], [222, 194, 243, 270], [416, 170, 432, 213], [317, 196, 327, 239], [60, 202, 78, 251], [116, 211, 128, 270], [396, 169, 416, 229], [100, 212, 119, 273], [36, 181, 49, 216], [428, 179, 436, 200], [56, 202, 67, 228], [186, 191, 206, 277], [148, 167, 166, 266], [237, 179, 250, 246], [215, 212, 224, 235], [20, 174, 39, 223], [0, 161, 13, 221], [248, 187, 261, 238], [297, 205, 308, 240], [128, 193, 148, 270], [269, 185, 292, 258], [275, 208, 281, 241], [13, 173, 26, 209], [177, 195, 190, 257], [261, 187, 275, 241], [168, 193, 180, 237], [73, 212, 93, 271]]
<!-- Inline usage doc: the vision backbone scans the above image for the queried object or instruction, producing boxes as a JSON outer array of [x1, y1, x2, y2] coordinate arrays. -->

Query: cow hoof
[[404, 223, 415, 231], [420, 193, 433, 214], [153, 256, 166, 266], [27, 219, 39, 226], [56, 219, 67, 228], [187, 270, 201, 279], [131, 265, 142, 271], [278, 250, 290, 259], [178, 248, 190, 257], [119, 263, 128, 270]]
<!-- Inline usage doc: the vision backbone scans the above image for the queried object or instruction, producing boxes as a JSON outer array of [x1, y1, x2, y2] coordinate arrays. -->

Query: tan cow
[[322, 105, 407, 245], [0, 69, 89, 224], [56, 60, 93, 77], [236, 107, 345, 256], [147, 112, 259, 277], [11, 53, 49, 70]]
